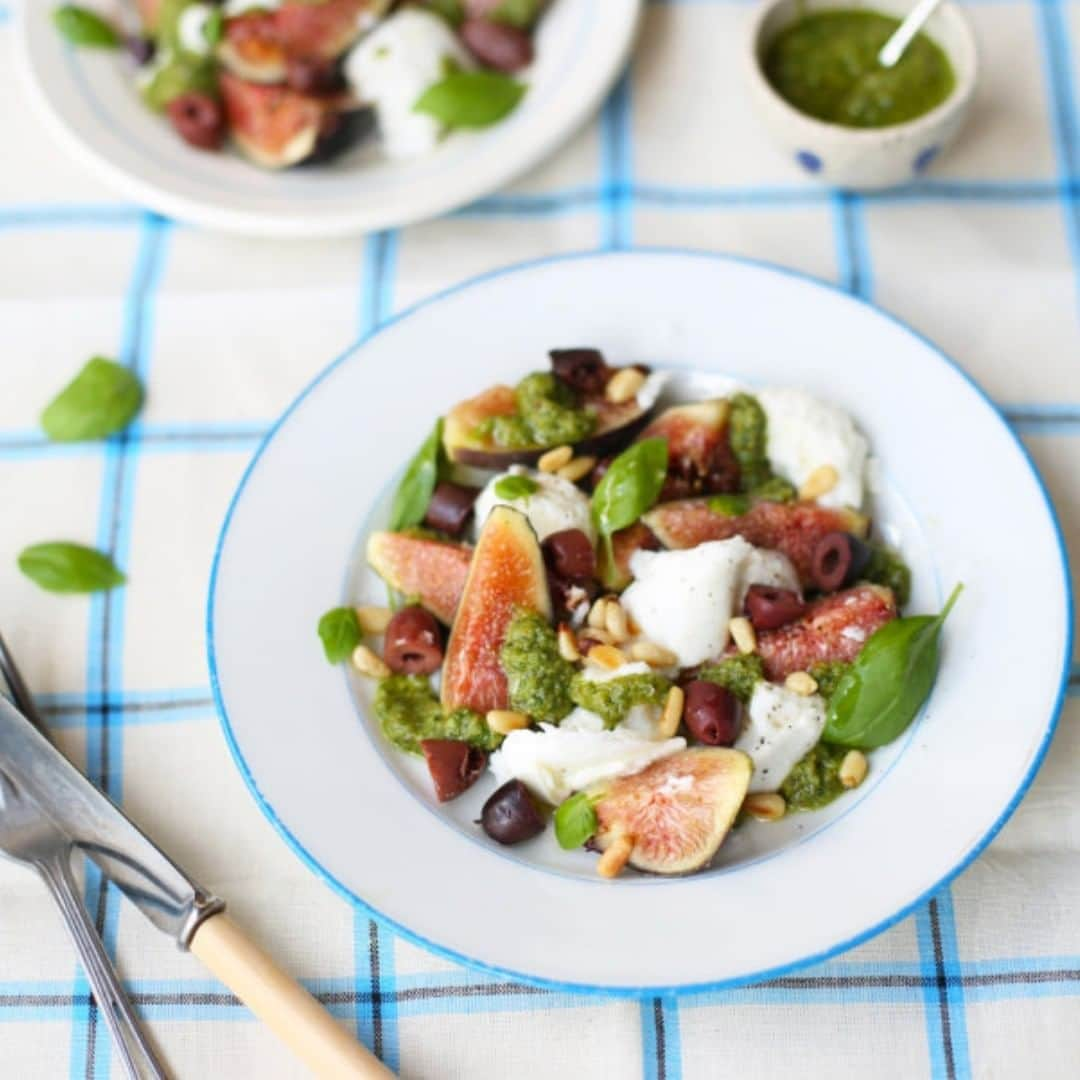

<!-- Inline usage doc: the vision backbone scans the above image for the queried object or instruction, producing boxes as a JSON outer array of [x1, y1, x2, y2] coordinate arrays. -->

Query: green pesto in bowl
[[763, 10, 955, 128]]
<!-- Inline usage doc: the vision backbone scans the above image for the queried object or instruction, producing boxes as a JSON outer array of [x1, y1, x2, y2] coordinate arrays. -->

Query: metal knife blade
[[0, 695, 222, 944]]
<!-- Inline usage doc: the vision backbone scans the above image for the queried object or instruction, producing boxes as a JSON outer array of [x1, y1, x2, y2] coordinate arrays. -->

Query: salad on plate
[[319, 348, 960, 880], [53, 0, 548, 167]]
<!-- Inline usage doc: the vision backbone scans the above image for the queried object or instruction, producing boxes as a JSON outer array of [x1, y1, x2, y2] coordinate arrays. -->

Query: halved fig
[[644, 498, 868, 586], [420, 740, 487, 802], [743, 584, 897, 681], [443, 381, 656, 468], [274, 0, 386, 59], [441, 507, 551, 713], [366, 531, 472, 625], [598, 521, 659, 592], [593, 748, 753, 875], [638, 399, 741, 500], [220, 71, 338, 168], [218, 11, 287, 84]]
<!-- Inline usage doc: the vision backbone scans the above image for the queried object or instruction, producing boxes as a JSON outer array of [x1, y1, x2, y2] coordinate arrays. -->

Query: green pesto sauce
[[727, 394, 796, 502], [697, 654, 764, 703], [808, 660, 853, 701], [864, 544, 912, 607], [373, 674, 501, 755], [570, 672, 672, 729], [500, 608, 575, 725], [764, 11, 955, 129], [781, 741, 850, 812], [475, 371, 597, 449]]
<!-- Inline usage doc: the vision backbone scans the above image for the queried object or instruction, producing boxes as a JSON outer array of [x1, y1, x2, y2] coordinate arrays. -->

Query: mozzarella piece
[[473, 466, 596, 543], [735, 682, 826, 793], [757, 387, 869, 510], [344, 9, 472, 159], [635, 371, 670, 411], [621, 538, 799, 668], [489, 724, 686, 806], [177, 3, 215, 56]]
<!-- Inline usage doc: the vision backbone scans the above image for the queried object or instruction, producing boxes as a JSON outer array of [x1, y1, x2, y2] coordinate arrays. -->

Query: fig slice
[[420, 740, 487, 802], [442, 379, 656, 469], [644, 498, 868, 586], [593, 748, 752, 875], [440, 506, 551, 714], [219, 71, 340, 169], [638, 399, 741, 500], [366, 531, 472, 625], [274, 0, 387, 60], [217, 11, 287, 84]]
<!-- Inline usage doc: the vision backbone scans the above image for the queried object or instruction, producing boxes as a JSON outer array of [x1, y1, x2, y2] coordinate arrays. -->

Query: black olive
[[480, 780, 544, 845], [811, 532, 872, 592], [424, 482, 479, 537]]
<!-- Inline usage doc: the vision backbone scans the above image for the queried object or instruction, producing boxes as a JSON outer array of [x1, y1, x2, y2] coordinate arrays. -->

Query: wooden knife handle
[[189, 912, 394, 1078]]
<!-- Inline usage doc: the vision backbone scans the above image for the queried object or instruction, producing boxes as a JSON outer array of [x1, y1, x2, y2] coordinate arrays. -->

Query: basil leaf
[[203, 7, 224, 46], [494, 474, 537, 501], [554, 791, 600, 850], [824, 583, 963, 748], [414, 71, 526, 129], [18, 543, 125, 594], [424, 0, 464, 27], [490, 0, 545, 29], [41, 358, 143, 442], [318, 607, 361, 664], [591, 438, 668, 561], [707, 493, 750, 517], [53, 5, 120, 47], [388, 420, 444, 532]]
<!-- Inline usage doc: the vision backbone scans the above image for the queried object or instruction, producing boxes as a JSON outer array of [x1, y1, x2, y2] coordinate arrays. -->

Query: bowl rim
[[206, 247, 1073, 998], [745, 0, 980, 143]]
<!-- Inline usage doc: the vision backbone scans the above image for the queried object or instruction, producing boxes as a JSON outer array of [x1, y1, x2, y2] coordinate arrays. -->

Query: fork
[[0, 634, 169, 1080]]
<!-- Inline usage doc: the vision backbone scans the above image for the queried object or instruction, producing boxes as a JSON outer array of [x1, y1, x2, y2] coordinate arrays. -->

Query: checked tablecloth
[[2, 0, 1080, 1077]]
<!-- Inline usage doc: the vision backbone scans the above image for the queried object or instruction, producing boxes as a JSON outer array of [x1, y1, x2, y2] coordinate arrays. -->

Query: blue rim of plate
[[206, 248, 1075, 999]]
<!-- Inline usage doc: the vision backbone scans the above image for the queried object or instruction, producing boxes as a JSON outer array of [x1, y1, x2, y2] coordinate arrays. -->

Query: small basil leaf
[[489, 0, 544, 29], [53, 5, 120, 47], [203, 7, 224, 46], [318, 607, 361, 664], [18, 543, 125, 594], [424, 0, 465, 25], [388, 420, 444, 532], [41, 357, 143, 442], [494, 474, 537, 501], [414, 70, 526, 129], [554, 791, 600, 850], [591, 438, 668, 561], [707, 493, 750, 517], [824, 583, 963, 748]]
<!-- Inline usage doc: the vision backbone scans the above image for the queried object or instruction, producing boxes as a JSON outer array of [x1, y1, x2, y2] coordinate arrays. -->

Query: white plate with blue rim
[[207, 249, 1072, 994], [16, 0, 640, 237]]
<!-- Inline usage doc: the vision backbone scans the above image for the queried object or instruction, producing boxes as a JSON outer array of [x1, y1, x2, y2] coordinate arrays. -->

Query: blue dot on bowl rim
[[796, 150, 823, 173], [914, 146, 941, 173]]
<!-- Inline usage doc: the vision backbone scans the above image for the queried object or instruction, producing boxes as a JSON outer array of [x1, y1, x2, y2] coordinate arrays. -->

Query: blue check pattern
[[1, 0, 1079, 1076]]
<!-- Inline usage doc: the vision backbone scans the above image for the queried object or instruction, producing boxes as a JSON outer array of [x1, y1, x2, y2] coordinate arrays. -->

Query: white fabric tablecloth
[[1, 1, 1079, 1077]]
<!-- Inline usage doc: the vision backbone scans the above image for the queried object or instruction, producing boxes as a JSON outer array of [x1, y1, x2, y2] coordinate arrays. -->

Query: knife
[[0, 692, 393, 1078]]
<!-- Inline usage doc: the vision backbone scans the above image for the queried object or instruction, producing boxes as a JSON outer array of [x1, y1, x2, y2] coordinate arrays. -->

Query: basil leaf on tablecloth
[[41, 357, 143, 442], [18, 543, 126, 594]]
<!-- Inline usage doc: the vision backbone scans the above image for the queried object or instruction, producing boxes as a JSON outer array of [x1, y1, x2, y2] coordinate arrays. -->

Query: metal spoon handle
[[878, 0, 946, 68], [36, 852, 170, 1080]]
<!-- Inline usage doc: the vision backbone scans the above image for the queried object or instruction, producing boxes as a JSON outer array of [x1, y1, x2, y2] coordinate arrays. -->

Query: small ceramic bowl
[[746, 0, 978, 189]]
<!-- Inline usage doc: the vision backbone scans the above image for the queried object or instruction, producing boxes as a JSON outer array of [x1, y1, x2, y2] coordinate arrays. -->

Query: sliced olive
[[743, 585, 807, 631], [549, 348, 609, 395], [811, 532, 872, 592], [420, 740, 487, 802], [383, 606, 443, 675], [542, 528, 597, 581], [480, 780, 545, 845], [424, 482, 479, 537], [683, 680, 739, 746]]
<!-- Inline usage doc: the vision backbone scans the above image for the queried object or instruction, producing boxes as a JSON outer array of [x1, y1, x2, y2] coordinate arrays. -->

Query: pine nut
[[538, 445, 573, 473], [557, 455, 596, 484], [785, 671, 818, 696], [355, 605, 392, 635], [605, 367, 647, 405], [744, 793, 786, 822], [351, 644, 390, 679], [580, 627, 615, 647], [627, 640, 679, 668], [658, 685, 684, 738], [604, 600, 630, 643], [729, 616, 757, 655], [839, 749, 868, 789], [597, 834, 634, 878], [558, 625, 581, 662], [587, 597, 610, 629], [486, 710, 530, 735], [587, 644, 626, 671], [799, 464, 839, 501]]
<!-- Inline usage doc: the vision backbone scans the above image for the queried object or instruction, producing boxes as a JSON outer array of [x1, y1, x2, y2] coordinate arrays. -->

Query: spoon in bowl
[[877, 0, 946, 68]]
